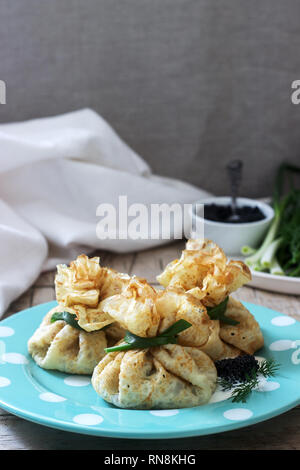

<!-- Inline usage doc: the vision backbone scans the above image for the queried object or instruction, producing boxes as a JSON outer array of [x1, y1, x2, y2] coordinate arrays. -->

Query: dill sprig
[[218, 358, 280, 403], [258, 357, 280, 378]]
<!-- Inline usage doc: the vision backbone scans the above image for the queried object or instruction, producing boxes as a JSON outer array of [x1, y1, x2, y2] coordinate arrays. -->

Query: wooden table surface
[[1, 241, 300, 450]]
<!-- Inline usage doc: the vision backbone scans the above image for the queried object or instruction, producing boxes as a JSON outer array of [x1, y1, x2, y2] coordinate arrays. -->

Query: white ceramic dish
[[190, 197, 274, 256], [247, 267, 300, 295], [228, 254, 300, 295]]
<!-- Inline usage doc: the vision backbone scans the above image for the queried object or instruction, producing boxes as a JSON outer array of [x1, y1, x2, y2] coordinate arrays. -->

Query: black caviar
[[204, 204, 265, 223], [215, 354, 259, 383]]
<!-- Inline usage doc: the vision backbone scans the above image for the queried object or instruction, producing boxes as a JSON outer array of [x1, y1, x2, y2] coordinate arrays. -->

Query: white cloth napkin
[[0, 108, 209, 315]]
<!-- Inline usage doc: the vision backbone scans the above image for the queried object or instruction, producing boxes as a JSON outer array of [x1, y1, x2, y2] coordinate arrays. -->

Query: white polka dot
[[0, 326, 14, 337], [271, 316, 296, 327], [209, 386, 233, 403], [39, 392, 66, 402], [223, 408, 253, 421], [256, 380, 280, 392], [150, 410, 179, 417], [0, 377, 10, 387], [73, 414, 103, 425], [1, 353, 28, 364], [291, 348, 300, 365], [269, 340, 294, 351], [64, 376, 91, 387]]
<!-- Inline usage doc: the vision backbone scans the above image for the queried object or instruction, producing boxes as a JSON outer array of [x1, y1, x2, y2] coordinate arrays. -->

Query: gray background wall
[[1, 0, 300, 196]]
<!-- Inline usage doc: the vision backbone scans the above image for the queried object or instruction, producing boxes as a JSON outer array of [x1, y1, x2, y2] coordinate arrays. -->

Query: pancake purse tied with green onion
[[28, 238, 265, 408], [91, 318, 219, 409], [92, 346, 217, 410], [104, 319, 192, 353], [27, 307, 109, 375]]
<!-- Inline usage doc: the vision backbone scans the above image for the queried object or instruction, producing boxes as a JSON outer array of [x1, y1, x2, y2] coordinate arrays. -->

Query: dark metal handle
[[226, 160, 243, 213]]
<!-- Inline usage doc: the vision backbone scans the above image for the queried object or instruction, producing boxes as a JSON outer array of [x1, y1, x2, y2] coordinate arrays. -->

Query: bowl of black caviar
[[190, 197, 274, 255]]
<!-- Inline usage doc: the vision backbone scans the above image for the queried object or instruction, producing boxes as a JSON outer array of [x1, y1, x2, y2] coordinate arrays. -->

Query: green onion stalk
[[242, 163, 300, 277], [51, 298, 239, 355]]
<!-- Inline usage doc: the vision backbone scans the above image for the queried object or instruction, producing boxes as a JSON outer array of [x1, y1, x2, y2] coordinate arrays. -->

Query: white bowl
[[189, 197, 274, 256]]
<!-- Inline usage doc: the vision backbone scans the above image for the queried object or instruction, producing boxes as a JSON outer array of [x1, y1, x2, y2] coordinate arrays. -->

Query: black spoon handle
[[226, 160, 243, 213]]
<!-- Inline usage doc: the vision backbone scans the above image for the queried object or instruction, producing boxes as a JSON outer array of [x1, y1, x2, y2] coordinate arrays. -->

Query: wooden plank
[[253, 289, 300, 319], [130, 249, 162, 283], [156, 240, 185, 272], [3, 289, 33, 319], [130, 241, 185, 283], [31, 287, 56, 306], [102, 252, 135, 275], [33, 271, 55, 287], [89, 249, 117, 266], [231, 286, 258, 304]]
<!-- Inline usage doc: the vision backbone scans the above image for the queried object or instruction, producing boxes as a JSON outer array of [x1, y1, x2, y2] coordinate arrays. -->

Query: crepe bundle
[[28, 306, 108, 374], [157, 238, 251, 307], [28, 254, 132, 374], [156, 238, 263, 357], [92, 344, 217, 409], [199, 317, 242, 360], [55, 254, 132, 331], [155, 287, 211, 346], [155, 287, 241, 360], [219, 296, 264, 354], [55, 254, 158, 334], [99, 277, 159, 337], [28, 254, 160, 374]]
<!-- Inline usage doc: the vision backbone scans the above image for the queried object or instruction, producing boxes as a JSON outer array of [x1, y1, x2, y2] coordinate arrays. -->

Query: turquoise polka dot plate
[[0, 301, 299, 439]]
